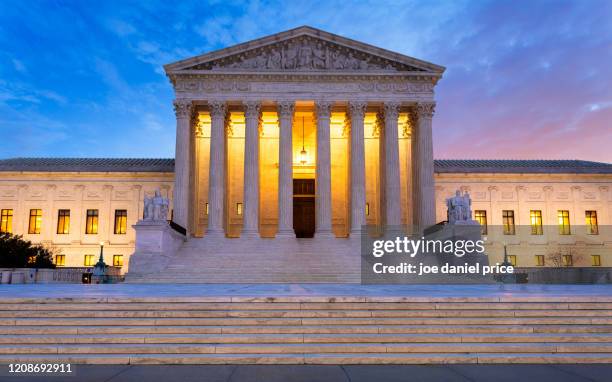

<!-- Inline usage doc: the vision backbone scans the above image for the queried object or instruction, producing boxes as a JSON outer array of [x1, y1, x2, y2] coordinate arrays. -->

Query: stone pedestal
[[126, 220, 185, 277]]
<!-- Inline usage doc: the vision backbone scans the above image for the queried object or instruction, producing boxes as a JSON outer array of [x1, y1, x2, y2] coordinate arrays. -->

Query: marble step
[[3, 316, 611, 326], [5, 342, 612, 355], [1, 324, 611, 336], [3, 309, 611, 318], [2, 302, 597, 310], [2, 333, 612, 345]]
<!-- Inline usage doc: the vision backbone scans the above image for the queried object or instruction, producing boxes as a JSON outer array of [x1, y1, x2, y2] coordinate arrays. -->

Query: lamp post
[[93, 241, 108, 283]]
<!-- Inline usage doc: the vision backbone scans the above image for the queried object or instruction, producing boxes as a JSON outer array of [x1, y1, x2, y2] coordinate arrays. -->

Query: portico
[[165, 26, 444, 240]]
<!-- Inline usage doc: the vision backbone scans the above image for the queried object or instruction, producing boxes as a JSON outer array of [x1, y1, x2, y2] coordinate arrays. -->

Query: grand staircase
[[1, 295, 612, 364]]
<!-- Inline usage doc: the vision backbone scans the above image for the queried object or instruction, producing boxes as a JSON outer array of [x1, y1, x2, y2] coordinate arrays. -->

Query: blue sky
[[1, 0, 611, 161]]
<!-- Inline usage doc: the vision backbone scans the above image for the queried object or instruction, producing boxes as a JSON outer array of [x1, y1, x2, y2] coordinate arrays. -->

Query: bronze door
[[293, 179, 315, 238]]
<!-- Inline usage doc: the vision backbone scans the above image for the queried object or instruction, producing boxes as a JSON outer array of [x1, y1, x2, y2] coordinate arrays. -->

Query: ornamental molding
[[172, 76, 436, 95]]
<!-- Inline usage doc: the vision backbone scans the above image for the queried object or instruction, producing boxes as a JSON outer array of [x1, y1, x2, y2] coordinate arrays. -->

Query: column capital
[[315, 100, 333, 118], [277, 101, 295, 118], [244, 100, 261, 118], [383, 101, 401, 121], [209, 100, 227, 118], [173, 99, 193, 119], [413, 102, 436, 119], [348, 101, 367, 119]]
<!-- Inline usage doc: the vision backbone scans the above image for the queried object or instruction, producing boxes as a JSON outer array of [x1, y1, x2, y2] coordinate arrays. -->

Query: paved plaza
[[2, 364, 612, 382]]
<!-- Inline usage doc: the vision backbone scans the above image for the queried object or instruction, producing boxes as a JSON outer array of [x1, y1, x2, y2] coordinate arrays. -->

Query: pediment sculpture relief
[[186, 36, 424, 72]]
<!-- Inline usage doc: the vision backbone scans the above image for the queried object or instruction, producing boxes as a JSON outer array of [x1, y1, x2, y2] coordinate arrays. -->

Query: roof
[[0, 158, 174, 173], [434, 160, 612, 174], [0, 158, 610, 174]]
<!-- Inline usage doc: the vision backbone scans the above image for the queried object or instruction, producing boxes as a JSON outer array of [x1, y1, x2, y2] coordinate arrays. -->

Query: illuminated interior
[[191, 105, 410, 239]]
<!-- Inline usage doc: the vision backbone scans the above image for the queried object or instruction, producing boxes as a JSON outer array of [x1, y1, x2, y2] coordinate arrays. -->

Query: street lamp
[[93, 241, 108, 283]]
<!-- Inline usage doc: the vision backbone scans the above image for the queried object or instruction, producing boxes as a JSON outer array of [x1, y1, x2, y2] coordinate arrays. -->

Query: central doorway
[[293, 179, 315, 238]]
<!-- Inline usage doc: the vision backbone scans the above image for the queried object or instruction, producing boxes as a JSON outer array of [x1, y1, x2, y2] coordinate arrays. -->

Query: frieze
[[184, 36, 426, 73], [173, 78, 434, 96]]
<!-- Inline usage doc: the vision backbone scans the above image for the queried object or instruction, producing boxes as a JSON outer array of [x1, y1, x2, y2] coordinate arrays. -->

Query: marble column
[[277, 101, 295, 237], [172, 99, 193, 232], [315, 101, 333, 237], [383, 101, 402, 227], [411, 102, 436, 228], [242, 101, 261, 237], [207, 101, 227, 236], [349, 101, 367, 235]]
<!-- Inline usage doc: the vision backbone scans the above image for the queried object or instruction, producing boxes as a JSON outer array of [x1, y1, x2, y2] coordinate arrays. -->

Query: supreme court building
[[1, 26, 611, 282]]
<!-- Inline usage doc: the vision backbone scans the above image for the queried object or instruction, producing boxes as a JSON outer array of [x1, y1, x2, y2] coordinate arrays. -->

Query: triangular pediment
[[165, 26, 444, 75]]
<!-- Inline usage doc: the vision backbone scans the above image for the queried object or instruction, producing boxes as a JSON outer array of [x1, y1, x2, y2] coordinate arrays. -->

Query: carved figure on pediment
[[345, 53, 359, 70], [283, 43, 298, 69], [298, 44, 313, 69], [312, 43, 326, 69], [255, 54, 267, 69], [266, 49, 282, 69], [331, 50, 345, 69]]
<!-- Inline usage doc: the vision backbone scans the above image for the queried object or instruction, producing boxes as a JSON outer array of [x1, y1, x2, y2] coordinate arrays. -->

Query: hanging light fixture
[[300, 116, 308, 164]]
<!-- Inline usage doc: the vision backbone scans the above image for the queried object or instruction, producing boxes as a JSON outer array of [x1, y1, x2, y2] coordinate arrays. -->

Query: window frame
[[502, 210, 515, 235], [530, 210, 543, 235], [84, 254, 95, 267], [535, 255, 545, 267], [474, 210, 487, 235], [28, 209, 42, 234], [557, 210, 571, 235], [56, 209, 70, 235], [0, 209, 13, 233], [55, 254, 66, 267], [114, 209, 128, 235], [85, 209, 99, 235], [113, 254, 124, 267], [562, 254, 573, 267], [585, 210, 599, 235]]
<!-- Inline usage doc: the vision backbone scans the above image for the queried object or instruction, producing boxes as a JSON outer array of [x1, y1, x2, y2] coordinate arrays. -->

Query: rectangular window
[[558, 210, 571, 235], [55, 254, 65, 267], [365, 202, 370, 216], [502, 210, 515, 235], [586, 211, 599, 235], [0, 209, 13, 233], [113, 255, 124, 267], [205, 203, 209, 215], [84, 254, 95, 266], [530, 210, 543, 235], [474, 210, 487, 235], [592, 255, 601, 267], [28, 209, 42, 234], [508, 255, 517, 267], [114, 210, 127, 235], [562, 254, 573, 267], [85, 209, 99, 234], [535, 255, 545, 266], [56, 209, 70, 234], [236, 203, 243, 216]]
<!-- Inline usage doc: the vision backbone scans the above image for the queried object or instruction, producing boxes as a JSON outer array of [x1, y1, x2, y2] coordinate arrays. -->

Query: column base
[[314, 230, 335, 239], [240, 229, 261, 239], [205, 229, 226, 239], [275, 229, 296, 239]]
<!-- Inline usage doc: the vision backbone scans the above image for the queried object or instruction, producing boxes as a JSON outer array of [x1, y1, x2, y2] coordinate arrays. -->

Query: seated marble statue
[[143, 190, 170, 222], [446, 190, 473, 224]]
